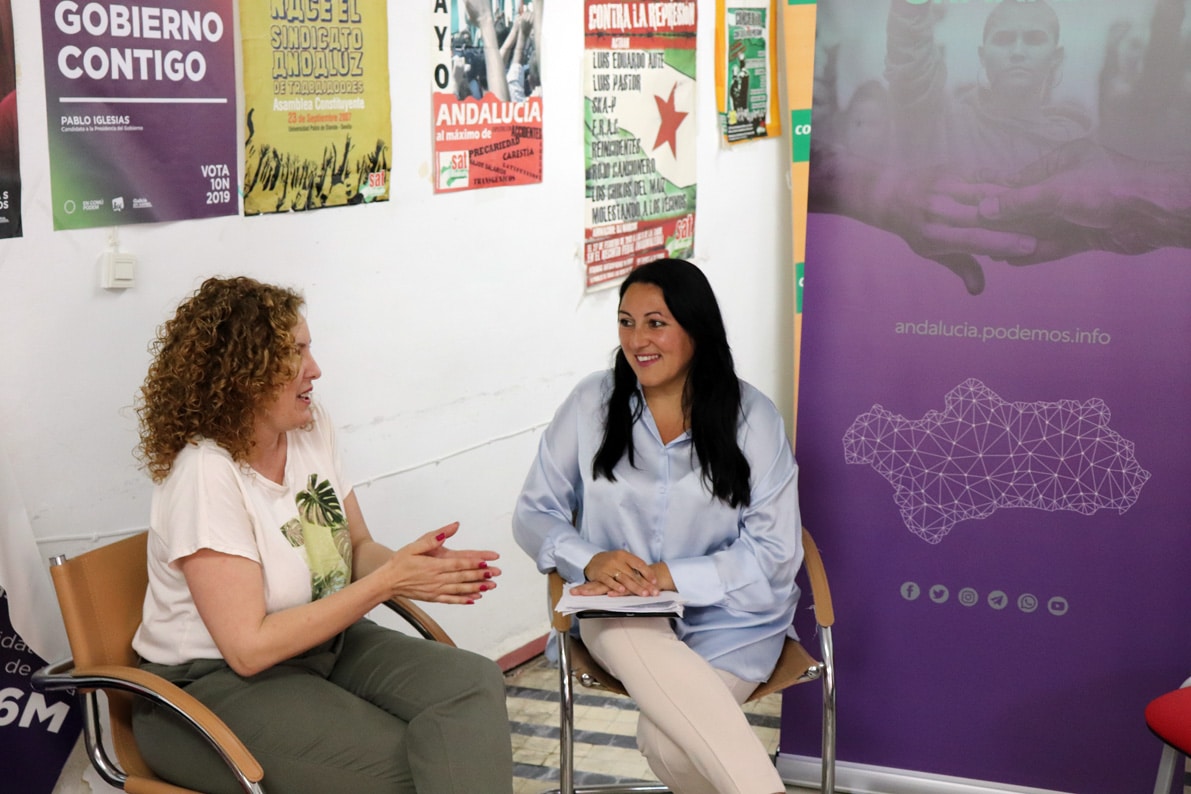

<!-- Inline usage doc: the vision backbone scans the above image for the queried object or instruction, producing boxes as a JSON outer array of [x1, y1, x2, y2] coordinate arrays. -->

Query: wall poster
[[0, 0, 19, 238], [40, 0, 238, 230], [783, 2, 1191, 793], [431, 0, 544, 193], [583, 0, 697, 290], [715, 0, 780, 144], [241, 0, 392, 214]]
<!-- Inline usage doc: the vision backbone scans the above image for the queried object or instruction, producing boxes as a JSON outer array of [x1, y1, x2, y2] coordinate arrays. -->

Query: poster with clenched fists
[[241, 0, 392, 214]]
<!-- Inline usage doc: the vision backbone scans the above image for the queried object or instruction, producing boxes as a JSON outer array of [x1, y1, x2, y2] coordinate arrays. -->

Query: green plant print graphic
[[282, 474, 353, 600]]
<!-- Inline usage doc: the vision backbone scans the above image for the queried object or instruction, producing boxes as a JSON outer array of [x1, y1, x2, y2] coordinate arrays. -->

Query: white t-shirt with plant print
[[133, 402, 353, 666]]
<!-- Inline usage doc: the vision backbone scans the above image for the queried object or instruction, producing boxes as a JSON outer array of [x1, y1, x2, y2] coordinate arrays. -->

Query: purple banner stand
[[0, 590, 81, 794], [781, 2, 1191, 792]]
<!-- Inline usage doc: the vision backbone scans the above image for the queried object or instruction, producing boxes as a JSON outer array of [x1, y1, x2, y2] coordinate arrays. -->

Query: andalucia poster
[[432, 0, 543, 192]]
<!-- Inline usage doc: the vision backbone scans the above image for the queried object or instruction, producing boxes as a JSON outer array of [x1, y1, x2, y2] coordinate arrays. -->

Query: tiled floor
[[505, 654, 817, 794], [509, 652, 1191, 794]]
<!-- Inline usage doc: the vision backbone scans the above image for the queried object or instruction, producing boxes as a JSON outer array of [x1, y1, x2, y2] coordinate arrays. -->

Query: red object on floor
[[1147, 686, 1191, 752]]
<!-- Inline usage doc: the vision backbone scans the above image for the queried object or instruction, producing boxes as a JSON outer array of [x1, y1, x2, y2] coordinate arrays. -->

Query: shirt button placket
[[654, 447, 669, 556]]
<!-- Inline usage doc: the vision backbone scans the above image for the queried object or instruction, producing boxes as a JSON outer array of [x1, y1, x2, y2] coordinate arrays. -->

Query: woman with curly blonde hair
[[131, 276, 514, 794]]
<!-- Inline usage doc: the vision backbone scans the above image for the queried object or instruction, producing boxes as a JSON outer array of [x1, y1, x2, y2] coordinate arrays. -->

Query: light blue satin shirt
[[513, 370, 803, 682]]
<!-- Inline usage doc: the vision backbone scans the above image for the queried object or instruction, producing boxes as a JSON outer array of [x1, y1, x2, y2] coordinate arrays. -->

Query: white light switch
[[101, 250, 136, 289]]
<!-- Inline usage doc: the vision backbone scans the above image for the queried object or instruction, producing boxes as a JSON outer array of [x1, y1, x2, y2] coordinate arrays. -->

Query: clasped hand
[[575, 550, 671, 597]]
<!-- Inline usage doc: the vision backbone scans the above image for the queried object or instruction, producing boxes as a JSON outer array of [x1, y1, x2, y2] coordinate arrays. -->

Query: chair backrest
[[52, 531, 148, 668], [50, 531, 156, 779], [800, 527, 834, 628]]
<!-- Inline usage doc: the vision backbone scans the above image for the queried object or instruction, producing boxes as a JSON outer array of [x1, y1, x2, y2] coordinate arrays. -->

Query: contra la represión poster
[[40, 0, 237, 229], [783, 2, 1191, 792], [241, 0, 391, 214], [584, 0, 697, 290]]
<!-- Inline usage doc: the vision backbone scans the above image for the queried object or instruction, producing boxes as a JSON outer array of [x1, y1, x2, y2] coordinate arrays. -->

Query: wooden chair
[[544, 527, 836, 794], [31, 531, 454, 794], [1146, 676, 1191, 794]]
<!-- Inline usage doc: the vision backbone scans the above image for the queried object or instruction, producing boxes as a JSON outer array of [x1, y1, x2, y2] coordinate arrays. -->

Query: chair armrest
[[547, 571, 573, 633], [382, 597, 457, 646], [801, 528, 835, 628], [33, 658, 263, 785]]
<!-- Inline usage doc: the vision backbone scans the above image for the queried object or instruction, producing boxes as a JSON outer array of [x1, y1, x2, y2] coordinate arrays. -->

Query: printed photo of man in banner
[[432, 0, 543, 192], [584, 0, 697, 290], [241, 0, 392, 214], [785, 2, 1191, 793], [808, 0, 1191, 297], [40, 0, 238, 230]]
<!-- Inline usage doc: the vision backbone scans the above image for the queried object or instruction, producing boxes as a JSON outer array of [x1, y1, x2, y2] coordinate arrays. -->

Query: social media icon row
[[900, 582, 1068, 616]]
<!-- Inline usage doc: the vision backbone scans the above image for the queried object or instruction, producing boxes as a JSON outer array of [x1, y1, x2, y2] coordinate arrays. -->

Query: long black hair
[[592, 259, 751, 507]]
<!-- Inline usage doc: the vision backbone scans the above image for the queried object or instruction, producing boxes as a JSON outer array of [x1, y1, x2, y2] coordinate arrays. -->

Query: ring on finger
[[612, 572, 620, 581]]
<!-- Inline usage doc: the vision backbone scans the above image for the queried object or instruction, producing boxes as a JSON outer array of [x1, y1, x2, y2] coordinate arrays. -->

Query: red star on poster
[[652, 83, 688, 157]]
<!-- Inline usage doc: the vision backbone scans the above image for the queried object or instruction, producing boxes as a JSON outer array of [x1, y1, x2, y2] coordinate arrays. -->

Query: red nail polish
[[484, 571, 493, 579], [478, 561, 488, 568], [436, 533, 446, 542]]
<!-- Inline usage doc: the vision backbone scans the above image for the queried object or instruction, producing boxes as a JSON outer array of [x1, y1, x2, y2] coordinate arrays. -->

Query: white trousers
[[579, 617, 785, 794]]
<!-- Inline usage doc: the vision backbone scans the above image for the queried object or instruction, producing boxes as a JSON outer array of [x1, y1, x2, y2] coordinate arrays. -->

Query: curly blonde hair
[[137, 276, 305, 482]]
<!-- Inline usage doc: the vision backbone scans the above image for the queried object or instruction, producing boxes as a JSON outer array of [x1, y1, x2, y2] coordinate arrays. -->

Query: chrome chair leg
[[819, 626, 836, 794], [543, 632, 670, 794], [559, 633, 576, 794], [1153, 744, 1180, 794]]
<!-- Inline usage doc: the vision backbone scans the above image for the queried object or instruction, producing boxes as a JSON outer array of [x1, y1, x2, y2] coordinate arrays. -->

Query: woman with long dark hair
[[514, 259, 802, 793]]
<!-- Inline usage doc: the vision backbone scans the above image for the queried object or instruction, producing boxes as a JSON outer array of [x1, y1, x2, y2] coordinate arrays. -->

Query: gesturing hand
[[383, 522, 501, 605]]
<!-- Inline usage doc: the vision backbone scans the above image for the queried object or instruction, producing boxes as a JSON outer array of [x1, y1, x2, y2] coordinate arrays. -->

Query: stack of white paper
[[554, 582, 688, 617]]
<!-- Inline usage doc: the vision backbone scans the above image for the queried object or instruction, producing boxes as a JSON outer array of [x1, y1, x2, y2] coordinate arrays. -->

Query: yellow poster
[[241, 0, 392, 214]]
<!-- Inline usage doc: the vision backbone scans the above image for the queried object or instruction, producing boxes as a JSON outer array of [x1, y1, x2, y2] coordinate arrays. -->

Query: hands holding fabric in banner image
[[808, 0, 1191, 295], [453, 0, 541, 103], [808, 138, 1191, 294]]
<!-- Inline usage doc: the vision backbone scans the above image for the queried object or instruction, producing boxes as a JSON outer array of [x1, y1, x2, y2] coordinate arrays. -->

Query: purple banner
[[40, 0, 238, 229], [0, 590, 81, 794], [785, 2, 1191, 792]]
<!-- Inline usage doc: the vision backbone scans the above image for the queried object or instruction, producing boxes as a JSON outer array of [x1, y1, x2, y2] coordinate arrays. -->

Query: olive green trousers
[[133, 619, 513, 793]]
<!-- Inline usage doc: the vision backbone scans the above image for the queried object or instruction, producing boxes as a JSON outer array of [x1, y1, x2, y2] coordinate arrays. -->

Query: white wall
[[1, 0, 793, 675]]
